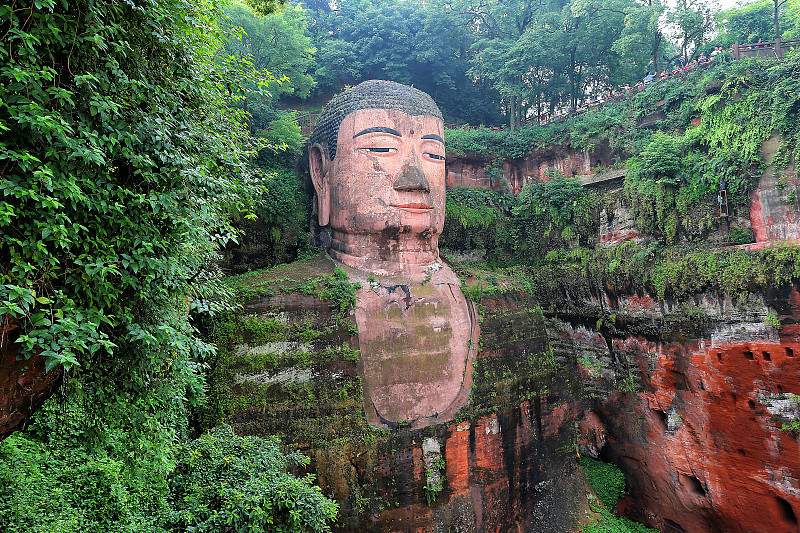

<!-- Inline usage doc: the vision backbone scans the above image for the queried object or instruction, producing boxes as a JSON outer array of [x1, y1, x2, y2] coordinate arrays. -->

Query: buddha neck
[[328, 230, 440, 279]]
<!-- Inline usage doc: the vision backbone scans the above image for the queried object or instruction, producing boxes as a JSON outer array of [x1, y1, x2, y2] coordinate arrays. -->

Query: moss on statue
[[199, 254, 381, 448], [199, 254, 587, 528]]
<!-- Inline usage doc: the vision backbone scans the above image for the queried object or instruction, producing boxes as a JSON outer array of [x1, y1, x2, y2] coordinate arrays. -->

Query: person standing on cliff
[[307, 80, 479, 429]]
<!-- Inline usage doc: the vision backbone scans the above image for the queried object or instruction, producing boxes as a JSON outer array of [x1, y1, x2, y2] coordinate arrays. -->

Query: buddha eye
[[424, 153, 445, 161], [363, 147, 396, 153]]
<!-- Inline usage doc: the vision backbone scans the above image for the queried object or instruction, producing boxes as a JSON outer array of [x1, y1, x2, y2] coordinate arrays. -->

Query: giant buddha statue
[[308, 80, 478, 429]]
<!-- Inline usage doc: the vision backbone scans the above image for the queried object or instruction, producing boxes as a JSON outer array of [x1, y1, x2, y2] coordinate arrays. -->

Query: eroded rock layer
[[204, 256, 590, 532], [556, 284, 800, 533]]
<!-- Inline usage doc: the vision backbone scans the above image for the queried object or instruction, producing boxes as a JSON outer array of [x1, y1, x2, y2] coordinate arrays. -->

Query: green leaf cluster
[[582, 505, 659, 533], [578, 458, 657, 533], [0, 398, 338, 533], [580, 457, 626, 511], [168, 425, 337, 532], [0, 0, 262, 378]]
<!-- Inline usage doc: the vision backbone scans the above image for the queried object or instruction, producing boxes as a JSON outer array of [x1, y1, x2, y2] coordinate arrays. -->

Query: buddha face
[[310, 108, 446, 266]]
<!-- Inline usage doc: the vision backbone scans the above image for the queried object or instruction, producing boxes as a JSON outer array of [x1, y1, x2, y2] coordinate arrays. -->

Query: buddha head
[[309, 80, 445, 274]]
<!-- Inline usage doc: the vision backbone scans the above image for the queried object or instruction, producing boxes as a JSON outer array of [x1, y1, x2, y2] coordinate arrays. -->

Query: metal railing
[[731, 38, 800, 60], [294, 113, 320, 137]]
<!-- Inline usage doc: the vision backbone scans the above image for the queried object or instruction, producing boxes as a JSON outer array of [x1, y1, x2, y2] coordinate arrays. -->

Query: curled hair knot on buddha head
[[309, 80, 443, 161]]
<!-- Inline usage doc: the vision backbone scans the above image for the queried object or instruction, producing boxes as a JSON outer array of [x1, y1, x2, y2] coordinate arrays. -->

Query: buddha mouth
[[390, 203, 433, 213]]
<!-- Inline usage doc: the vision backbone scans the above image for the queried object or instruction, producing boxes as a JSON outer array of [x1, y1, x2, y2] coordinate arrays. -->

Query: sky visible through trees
[[227, 0, 800, 127]]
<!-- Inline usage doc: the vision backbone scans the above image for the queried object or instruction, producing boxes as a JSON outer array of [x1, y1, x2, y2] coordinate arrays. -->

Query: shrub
[[580, 457, 626, 511], [167, 425, 338, 533]]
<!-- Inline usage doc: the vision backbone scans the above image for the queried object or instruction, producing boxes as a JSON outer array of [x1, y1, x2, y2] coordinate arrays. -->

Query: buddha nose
[[393, 162, 430, 192]]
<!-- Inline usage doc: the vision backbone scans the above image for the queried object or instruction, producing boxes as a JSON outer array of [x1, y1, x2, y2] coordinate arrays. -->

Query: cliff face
[[445, 140, 619, 194], [0, 321, 61, 439], [550, 283, 800, 533], [204, 256, 590, 532], [748, 132, 800, 248], [441, 126, 800, 531]]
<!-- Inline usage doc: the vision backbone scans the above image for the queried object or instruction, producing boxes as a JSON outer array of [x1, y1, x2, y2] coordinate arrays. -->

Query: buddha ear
[[309, 143, 331, 227]]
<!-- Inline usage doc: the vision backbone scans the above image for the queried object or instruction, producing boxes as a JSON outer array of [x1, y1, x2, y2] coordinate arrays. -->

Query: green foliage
[[582, 504, 660, 533], [782, 419, 800, 433], [225, 1, 317, 111], [580, 457, 626, 511], [635, 133, 682, 183], [509, 242, 800, 306], [511, 175, 600, 255], [264, 112, 304, 156], [305, 0, 502, 124], [446, 187, 513, 230], [168, 425, 338, 533], [246, 160, 311, 264], [445, 128, 532, 158], [0, 395, 175, 533], [442, 187, 514, 259], [766, 312, 782, 329], [423, 454, 446, 505], [0, 0, 261, 378], [0, 394, 339, 533], [515, 173, 586, 227], [0, 2, 338, 531], [729, 227, 756, 244], [712, 0, 790, 49], [323, 267, 361, 317]]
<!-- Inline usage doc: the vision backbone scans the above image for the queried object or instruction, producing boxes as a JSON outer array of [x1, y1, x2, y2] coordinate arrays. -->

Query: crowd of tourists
[[448, 45, 732, 131], [527, 46, 729, 126]]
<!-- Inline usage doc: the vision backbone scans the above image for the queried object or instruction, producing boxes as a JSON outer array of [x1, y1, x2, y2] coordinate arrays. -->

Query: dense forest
[[2, 0, 800, 531]]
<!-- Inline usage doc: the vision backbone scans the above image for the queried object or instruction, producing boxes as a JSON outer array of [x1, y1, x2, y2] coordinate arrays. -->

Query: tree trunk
[[510, 95, 516, 131], [652, 31, 661, 73], [775, 0, 782, 58], [569, 48, 577, 111]]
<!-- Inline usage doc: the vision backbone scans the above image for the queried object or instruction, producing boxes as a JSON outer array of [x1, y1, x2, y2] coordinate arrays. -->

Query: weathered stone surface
[[347, 263, 479, 429], [550, 282, 800, 533], [598, 200, 644, 247], [445, 140, 622, 194], [208, 261, 591, 532], [0, 321, 62, 439], [748, 132, 800, 246], [307, 82, 481, 432], [309, 82, 447, 275]]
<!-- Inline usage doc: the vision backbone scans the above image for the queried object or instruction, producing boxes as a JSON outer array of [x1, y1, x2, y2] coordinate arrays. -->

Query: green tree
[[168, 425, 338, 533], [714, 0, 776, 47], [613, 0, 668, 76], [0, 0, 265, 391], [786, 0, 800, 38], [306, 0, 501, 124], [468, 0, 628, 120], [225, 1, 317, 131], [0, 1, 338, 530], [665, 0, 716, 64]]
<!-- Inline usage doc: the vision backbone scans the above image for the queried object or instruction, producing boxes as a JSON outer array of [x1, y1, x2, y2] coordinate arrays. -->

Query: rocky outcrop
[[552, 284, 800, 533], [748, 133, 800, 247], [445, 140, 621, 193], [205, 255, 591, 532], [0, 320, 61, 439]]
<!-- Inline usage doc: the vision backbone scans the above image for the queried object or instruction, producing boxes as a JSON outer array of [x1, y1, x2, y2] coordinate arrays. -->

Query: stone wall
[[204, 255, 591, 532]]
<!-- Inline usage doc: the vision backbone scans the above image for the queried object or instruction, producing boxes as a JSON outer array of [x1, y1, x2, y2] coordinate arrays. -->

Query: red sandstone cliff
[[0, 319, 61, 439], [554, 285, 800, 533]]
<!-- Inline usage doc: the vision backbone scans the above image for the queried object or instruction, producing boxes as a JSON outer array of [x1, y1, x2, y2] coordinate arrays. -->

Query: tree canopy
[[0, 0, 336, 530]]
